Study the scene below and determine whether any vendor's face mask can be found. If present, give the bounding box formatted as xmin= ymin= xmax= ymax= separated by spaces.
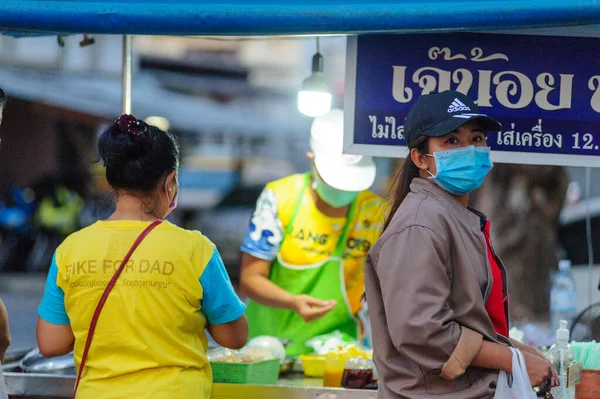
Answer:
xmin=313 ymin=174 xmax=359 ymax=208
xmin=427 ymin=145 xmax=493 ymax=195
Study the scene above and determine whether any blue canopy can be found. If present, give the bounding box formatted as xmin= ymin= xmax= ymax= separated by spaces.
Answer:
xmin=1 ymin=0 xmax=600 ymax=37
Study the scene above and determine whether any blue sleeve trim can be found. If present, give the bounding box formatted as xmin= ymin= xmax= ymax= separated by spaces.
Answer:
xmin=239 ymin=187 xmax=282 ymax=261
xmin=38 ymin=253 xmax=70 ymax=325
xmin=200 ymin=248 xmax=246 ymax=325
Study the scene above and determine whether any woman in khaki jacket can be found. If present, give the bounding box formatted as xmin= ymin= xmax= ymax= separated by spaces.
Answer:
xmin=365 ymin=90 xmax=558 ymax=399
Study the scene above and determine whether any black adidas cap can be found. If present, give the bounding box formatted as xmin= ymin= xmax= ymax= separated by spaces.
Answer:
xmin=404 ymin=90 xmax=502 ymax=146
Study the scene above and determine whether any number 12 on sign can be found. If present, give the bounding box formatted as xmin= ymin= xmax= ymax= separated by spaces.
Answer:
xmin=572 ymin=133 xmax=598 ymax=150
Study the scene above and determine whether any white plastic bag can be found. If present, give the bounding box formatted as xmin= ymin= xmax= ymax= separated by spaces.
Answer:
xmin=494 ymin=348 xmax=537 ymax=399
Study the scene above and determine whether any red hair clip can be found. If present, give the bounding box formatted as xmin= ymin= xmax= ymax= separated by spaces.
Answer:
xmin=117 ymin=114 xmax=142 ymax=136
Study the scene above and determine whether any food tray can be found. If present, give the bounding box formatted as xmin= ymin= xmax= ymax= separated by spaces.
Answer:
xmin=210 ymin=358 xmax=280 ymax=384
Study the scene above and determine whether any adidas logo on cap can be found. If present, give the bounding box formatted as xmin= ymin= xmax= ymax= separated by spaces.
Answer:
xmin=447 ymin=98 xmax=471 ymax=113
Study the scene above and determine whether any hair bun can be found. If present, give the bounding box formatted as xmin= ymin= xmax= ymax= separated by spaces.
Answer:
xmin=117 ymin=114 xmax=144 ymax=136
xmin=100 ymin=114 xmax=152 ymax=167
xmin=98 ymin=113 xmax=180 ymax=192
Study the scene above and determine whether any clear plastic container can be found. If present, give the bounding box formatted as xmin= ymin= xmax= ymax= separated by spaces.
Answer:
xmin=323 ymin=346 xmax=367 ymax=387
xmin=323 ymin=348 xmax=347 ymax=387
xmin=207 ymin=348 xmax=239 ymax=363
xmin=341 ymin=357 xmax=375 ymax=389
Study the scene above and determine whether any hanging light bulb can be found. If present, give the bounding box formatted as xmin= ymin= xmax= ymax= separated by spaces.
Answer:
xmin=298 ymin=37 xmax=332 ymax=117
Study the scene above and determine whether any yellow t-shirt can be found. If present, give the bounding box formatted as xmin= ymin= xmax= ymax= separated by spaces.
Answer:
xmin=241 ymin=173 xmax=386 ymax=314
xmin=38 ymin=220 xmax=245 ymax=399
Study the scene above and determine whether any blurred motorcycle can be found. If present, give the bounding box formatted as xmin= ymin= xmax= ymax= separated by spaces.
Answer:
xmin=0 ymin=187 xmax=36 ymax=272
xmin=25 ymin=185 xmax=83 ymax=272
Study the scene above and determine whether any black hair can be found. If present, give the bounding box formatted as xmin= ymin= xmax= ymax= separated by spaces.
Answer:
xmin=98 ymin=115 xmax=179 ymax=194
xmin=361 ymin=137 xmax=430 ymax=303
xmin=0 ymin=88 xmax=7 ymax=108
xmin=383 ymin=137 xmax=429 ymax=232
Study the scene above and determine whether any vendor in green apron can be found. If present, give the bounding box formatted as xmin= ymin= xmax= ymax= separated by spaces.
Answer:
xmin=240 ymin=109 xmax=385 ymax=356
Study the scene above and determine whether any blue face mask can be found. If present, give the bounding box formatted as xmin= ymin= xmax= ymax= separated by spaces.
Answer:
xmin=427 ymin=146 xmax=493 ymax=195
xmin=313 ymin=175 xmax=359 ymax=208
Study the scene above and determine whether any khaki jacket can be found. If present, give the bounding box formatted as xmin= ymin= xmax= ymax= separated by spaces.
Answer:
xmin=365 ymin=178 xmax=511 ymax=399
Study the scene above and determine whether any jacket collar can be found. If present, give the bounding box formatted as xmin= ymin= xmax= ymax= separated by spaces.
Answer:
xmin=409 ymin=178 xmax=486 ymax=234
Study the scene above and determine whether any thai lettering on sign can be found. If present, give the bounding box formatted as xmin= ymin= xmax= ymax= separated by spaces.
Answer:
xmin=344 ymin=31 xmax=600 ymax=166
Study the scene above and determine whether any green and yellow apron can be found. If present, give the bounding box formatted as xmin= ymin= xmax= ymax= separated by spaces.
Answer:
xmin=246 ymin=173 xmax=359 ymax=356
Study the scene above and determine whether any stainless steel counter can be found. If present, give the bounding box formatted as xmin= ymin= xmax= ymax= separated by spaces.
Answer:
xmin=3 ymin=372 xmax=377 ymax=399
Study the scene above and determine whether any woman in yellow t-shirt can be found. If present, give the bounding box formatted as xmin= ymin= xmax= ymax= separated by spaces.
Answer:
xmin=240 ymin=110 xmax=385 ymax=356
xmin=36 ymin=115 xmax=248 ymax=399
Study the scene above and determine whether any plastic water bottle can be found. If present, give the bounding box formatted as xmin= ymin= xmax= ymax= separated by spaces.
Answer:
xmin=548 ymin=320 xmax=575 ymax=399
xmin=550 ymin=260 xmax=577 ymax=332
xmin=358 ymin=301 xmax=372 ymax=350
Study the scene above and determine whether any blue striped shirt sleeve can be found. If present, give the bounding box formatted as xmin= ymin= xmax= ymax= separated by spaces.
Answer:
xmin=200 ymin=248 xmax=246 ymax=325
xmin=38 ymin=253 xmax=70 ymax=325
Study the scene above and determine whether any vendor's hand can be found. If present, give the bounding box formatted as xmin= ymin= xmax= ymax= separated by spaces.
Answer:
xmin=523 ymin=351 xmax=556 ymax=387
xmin=292 ymin=295 xmax=336 ymax=322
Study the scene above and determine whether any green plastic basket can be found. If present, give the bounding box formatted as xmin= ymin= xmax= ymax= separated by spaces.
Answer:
xmin=210 ymin=358 xmax=280 ymax=384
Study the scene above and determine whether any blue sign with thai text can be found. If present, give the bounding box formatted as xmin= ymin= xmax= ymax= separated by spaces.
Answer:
xmin=344 ymin=31 xmax=600 ymax=167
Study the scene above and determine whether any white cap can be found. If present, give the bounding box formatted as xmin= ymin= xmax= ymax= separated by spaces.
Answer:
xmin=557 ymin=320 xmax=569 ymax=341
xmin=559 ymin=260 xmax=571 ymax=271
xmin=310 ymin=109 xmax=376 ymax=192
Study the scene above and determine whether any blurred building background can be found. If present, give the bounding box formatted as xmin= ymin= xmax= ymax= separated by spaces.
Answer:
xmin=0 ymin=34 xmax=394 ymax=281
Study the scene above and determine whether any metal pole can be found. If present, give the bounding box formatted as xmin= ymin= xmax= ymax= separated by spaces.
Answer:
xmin=121 ymin=35 xmax=133 ymax=115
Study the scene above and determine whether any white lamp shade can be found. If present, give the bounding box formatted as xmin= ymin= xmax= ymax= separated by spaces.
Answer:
xmin=297 ymin=90 xmax=332 ymax=118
